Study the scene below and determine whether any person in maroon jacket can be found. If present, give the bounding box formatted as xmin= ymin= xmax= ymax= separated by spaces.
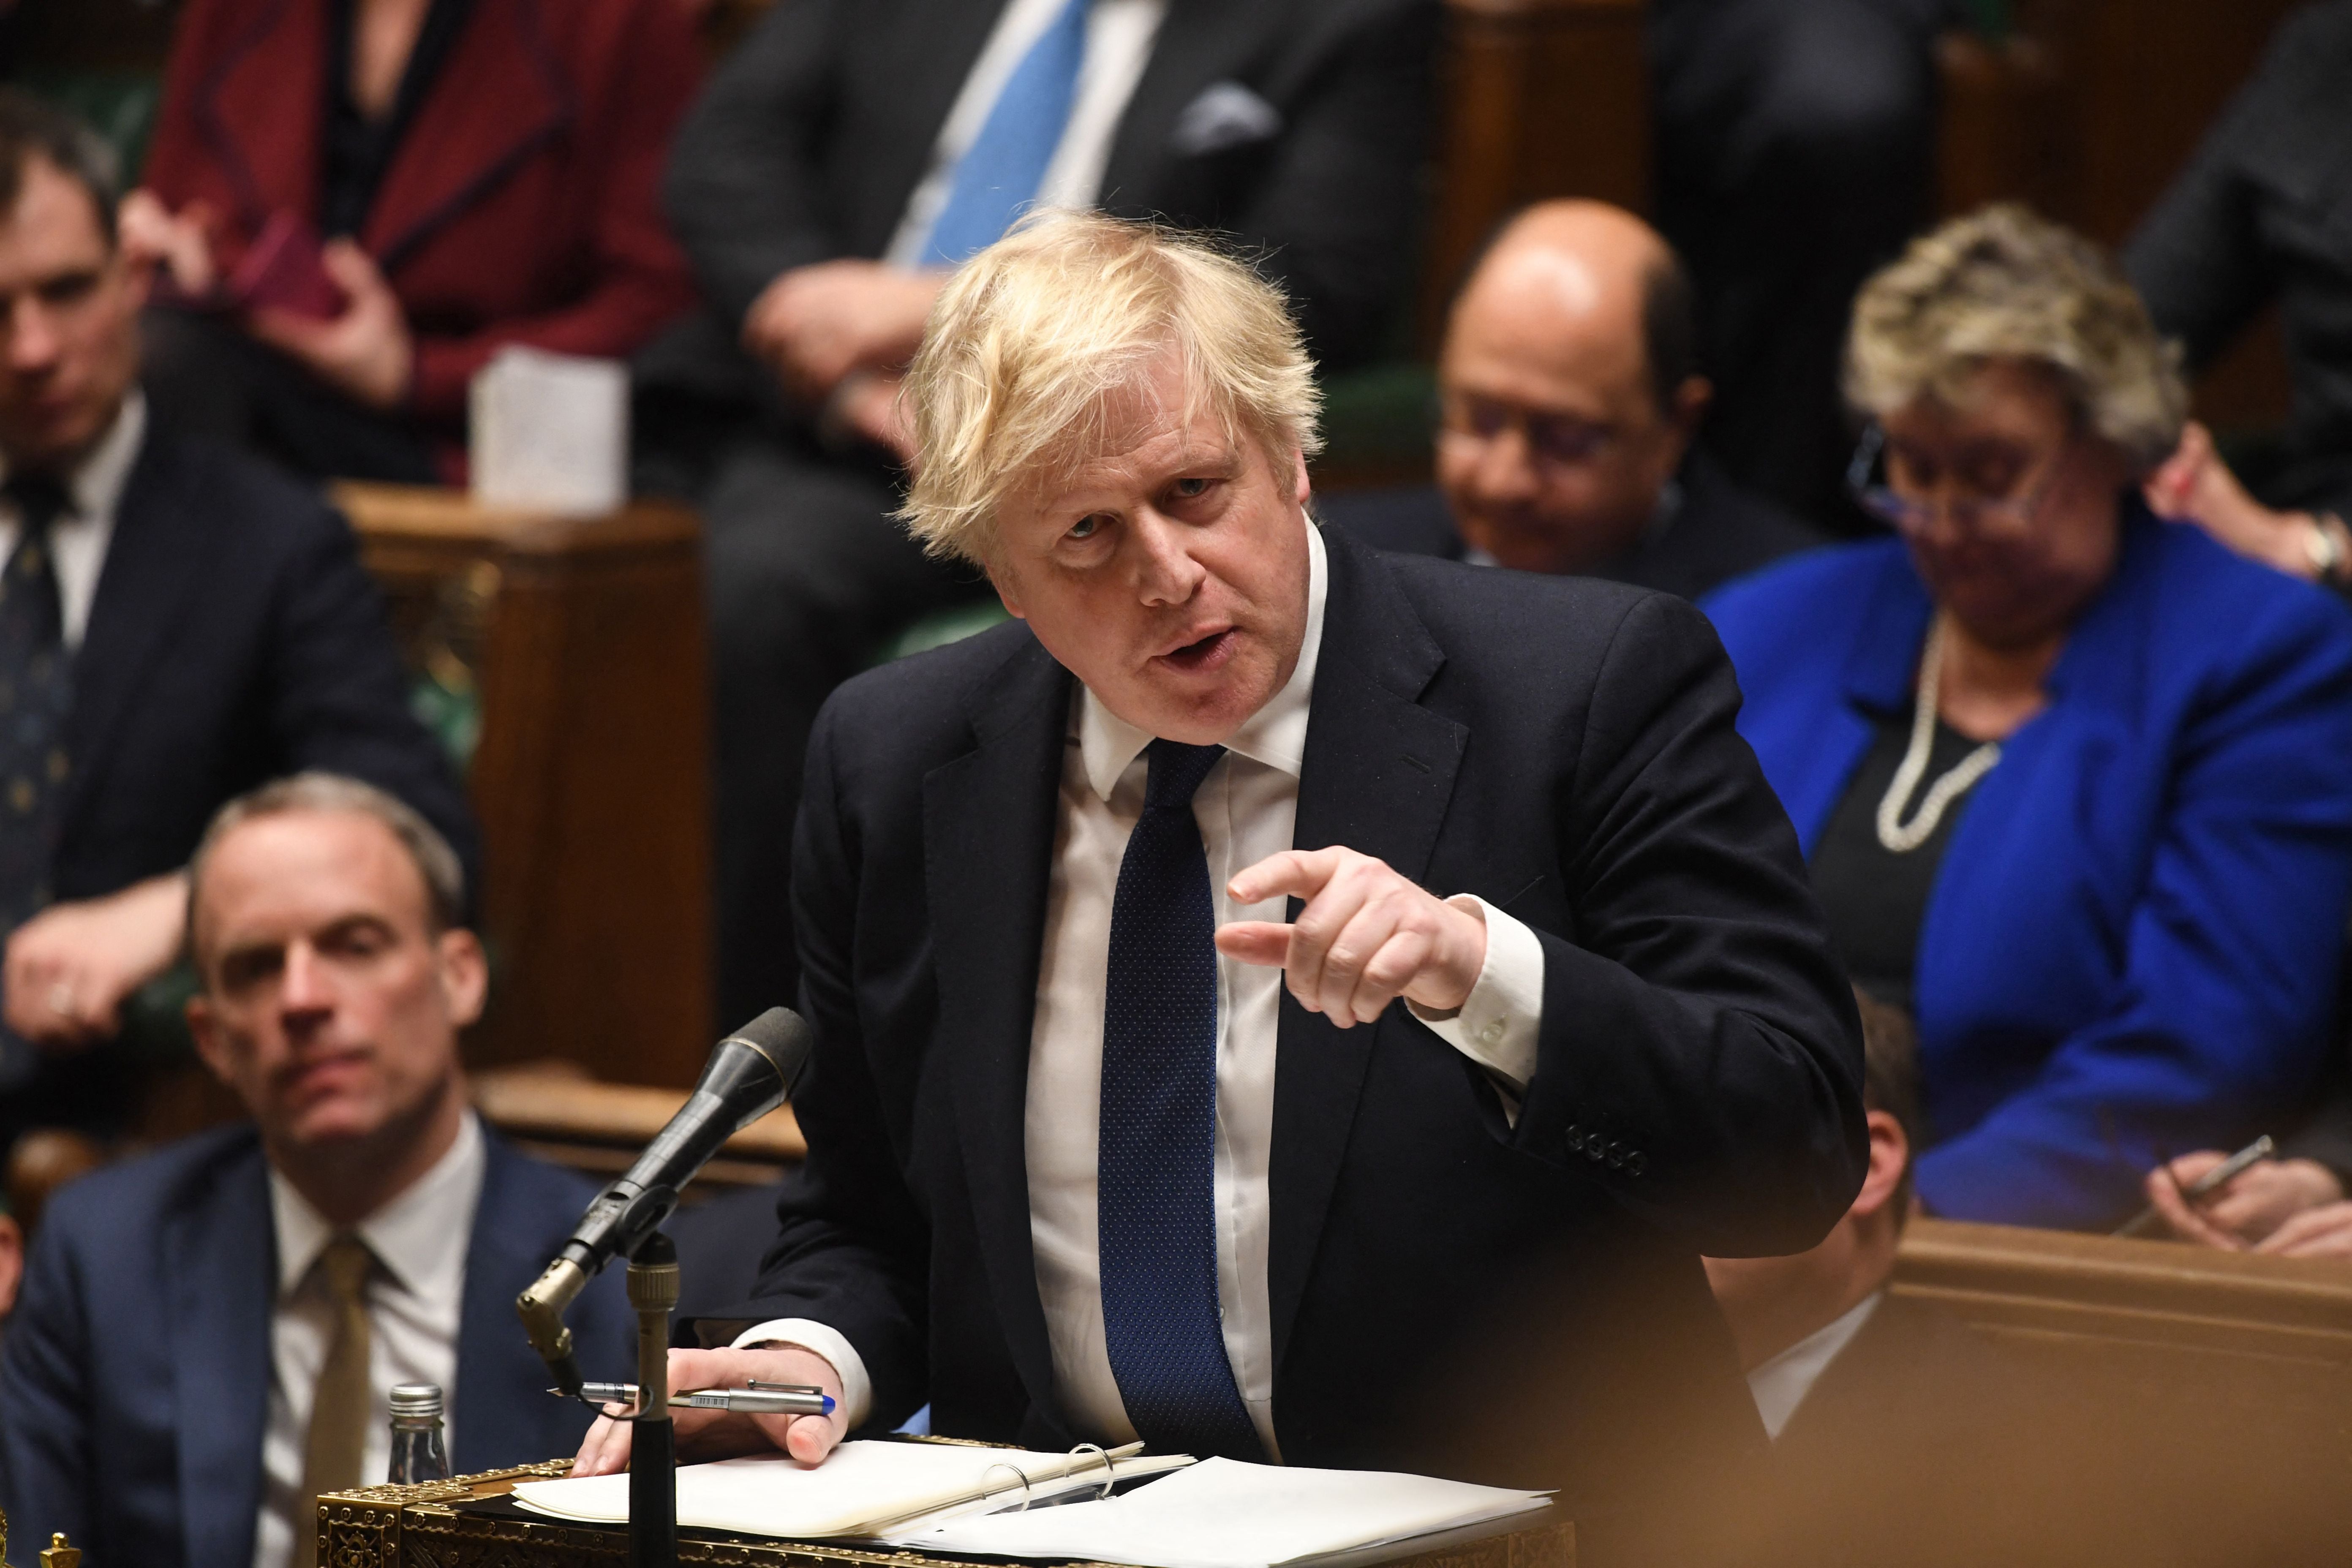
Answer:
xmin=121 ymin=0 xmax=702 ymax=483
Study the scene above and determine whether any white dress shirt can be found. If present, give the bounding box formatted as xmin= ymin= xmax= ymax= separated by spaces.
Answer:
xmin=884 ymin=0 xmax=1168 ymax=266
xmin=1743 ymin=1288 xmax=1883 ymax=1441
xmin=741 ymin=525 xmax=1551 ymax=1451
xmin=0 ymin=392 xmax=144 ymax=650
xmin=253 ymin=1112 xmax=486 ymax=1568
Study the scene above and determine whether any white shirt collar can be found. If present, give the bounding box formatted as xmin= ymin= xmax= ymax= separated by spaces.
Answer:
xmin=1745 ymin=1286 xmax=1884 ymax=1441
xmin=0 ymin=390 xmax=145 ymax=523
xmin=1077 ymin=520 xmax=1328 ymax=800
xmin=270 ymin=1108 xmax=487 ymax=1299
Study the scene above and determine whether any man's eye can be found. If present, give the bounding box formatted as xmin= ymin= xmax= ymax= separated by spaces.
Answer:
xmin=1069 ymin=514 xmax=1107 ymax=540
xmin=1171 ymin=478 xmax=1211 ymax=499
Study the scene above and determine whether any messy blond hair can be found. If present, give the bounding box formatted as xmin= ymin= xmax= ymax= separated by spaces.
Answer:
xmin=1846 ymin=204 xmax=2187 ymax=474
xmin=898 ymin=210 xmax=1323 ymax=567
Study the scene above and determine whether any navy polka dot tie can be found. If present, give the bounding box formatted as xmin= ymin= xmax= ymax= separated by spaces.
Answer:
xmin=1097 ymin=738 xmax=1264 ymax=1461
xmin=0 ymin=473 xmax=71 ymax=939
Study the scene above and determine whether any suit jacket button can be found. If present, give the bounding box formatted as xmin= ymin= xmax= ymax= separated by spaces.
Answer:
xmin=1606 ymin=1142 xmax=1627 ymax=1168
xmin=1628 ymin=1151 xmax=1648 ymax=1176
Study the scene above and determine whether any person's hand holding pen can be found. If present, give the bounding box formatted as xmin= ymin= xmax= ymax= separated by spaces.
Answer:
xmin=569 ymin=1345 xmax=847 ymax=1475
xmin=2145 ymin=1149 xmax=2346 ymax=1252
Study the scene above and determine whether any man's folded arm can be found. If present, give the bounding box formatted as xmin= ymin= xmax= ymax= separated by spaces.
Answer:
xmin=1506 ymin=592 xmax=1868 ymax=1255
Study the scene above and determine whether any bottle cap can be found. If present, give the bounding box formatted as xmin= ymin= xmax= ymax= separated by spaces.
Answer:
xmin=389 ymin=1383 xmax=444 ymax=1419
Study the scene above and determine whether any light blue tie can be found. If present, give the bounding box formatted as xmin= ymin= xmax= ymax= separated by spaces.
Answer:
xmin=923 ymin=0 xmax=1091 ymax=266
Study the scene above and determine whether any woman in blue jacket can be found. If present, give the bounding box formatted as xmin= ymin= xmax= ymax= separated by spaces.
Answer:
xmin=1706 ymin=207 xmax=2352 ymax=1230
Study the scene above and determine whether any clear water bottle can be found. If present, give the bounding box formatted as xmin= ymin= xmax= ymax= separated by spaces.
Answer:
xmin=387 ymin=1383 xmax=451 ymax=1485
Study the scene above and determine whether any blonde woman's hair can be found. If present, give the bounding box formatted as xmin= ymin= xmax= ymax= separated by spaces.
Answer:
xmin=1846 ymin=204 xmax=2187 ymax=475
xmin=897 ymin=210 xmax=1323 ymax=567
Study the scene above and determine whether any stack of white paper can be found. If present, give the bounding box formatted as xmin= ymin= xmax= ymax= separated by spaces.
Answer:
xmin=889 ymin=1457 xmax=1551 ymax=1568
xmin=469 ymin=346 xmax=629 ymax=515
xmin=511 ymin=1440 xmax=1187 ymax=1537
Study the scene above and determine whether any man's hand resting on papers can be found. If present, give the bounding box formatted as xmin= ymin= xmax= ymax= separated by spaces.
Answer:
xmin=570 ymin=1345 xmax=847 ymax=1475
xmin=1214 ymin=848 xmax=1488 ymax=1026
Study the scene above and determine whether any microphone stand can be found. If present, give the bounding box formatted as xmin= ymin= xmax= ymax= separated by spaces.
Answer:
xmin=626 ymin=1232 xmax=681 ymax=1568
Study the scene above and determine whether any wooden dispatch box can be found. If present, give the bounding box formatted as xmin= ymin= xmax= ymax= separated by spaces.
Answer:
xmin=336 ymin=484 xmax=714 ymax=1089
xmin=316 ymin=1462 xmax=1575 ymax=1568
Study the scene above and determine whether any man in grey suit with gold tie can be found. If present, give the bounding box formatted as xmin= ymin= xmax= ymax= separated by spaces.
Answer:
xmin=586 ymin=212 xmax=1867 ymax=1564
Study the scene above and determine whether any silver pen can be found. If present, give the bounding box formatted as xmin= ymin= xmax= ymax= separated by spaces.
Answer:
xmin=561 ymin=1380 xmax=836 ymax=1416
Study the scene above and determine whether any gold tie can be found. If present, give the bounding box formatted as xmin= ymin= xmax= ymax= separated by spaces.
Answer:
xmin=298 ymin=1235 xmax=375 ymax=1568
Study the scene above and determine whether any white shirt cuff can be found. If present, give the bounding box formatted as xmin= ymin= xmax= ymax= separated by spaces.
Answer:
xmin=731 ymin=1317 xmax=874 ymax=1430
xmin=1409 ymin=895 xmax=1545 ymax=1094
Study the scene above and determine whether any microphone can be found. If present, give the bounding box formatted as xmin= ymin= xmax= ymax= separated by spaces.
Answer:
xmin=517 ymin=1007 xmax=816 ymax=1395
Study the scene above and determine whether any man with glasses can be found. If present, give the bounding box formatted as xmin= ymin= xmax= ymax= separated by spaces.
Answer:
xmin=1321 ymin=201 xmax=1823 ymax=599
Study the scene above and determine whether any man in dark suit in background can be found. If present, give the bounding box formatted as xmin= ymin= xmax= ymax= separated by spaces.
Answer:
xmin=648 ymin=0 xmax=1440 ymax=1029
xmin=580 ymin=213 xmax=1866 ymax=1565
xmin=0 ymin=94 xmax=472 ymax=1149
xmin=1647 ymin=0 xmax=1953 ymax=524
xmin=1321 ymin=201 xmax=1823 ymax=599
xmin=2125 ymin=1 xmax=2352 ymax=593
xmin=0 ymin=773 xmax=632 ymax=1568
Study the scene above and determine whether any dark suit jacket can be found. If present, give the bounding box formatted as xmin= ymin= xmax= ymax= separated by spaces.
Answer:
xmin=54 ymin=420 xmax=474 ymax=907
xmin=0 ymin=1124 xmax=634 ymax=1568
xmin=1315 ymin=450 xmax=1828 ymax=599
xmin=2126 ymin=2 xmax=2352 ymax=519
xmin=741 ymin=526 xmax=1865 ymax=1531
xmin=1734 ymin=1292 xmax=2067 ymax=1567
xmin=662 ymin=0 xmax=1436 ymax=375
xmin=142 ymin=0 xmax=702 ymax=423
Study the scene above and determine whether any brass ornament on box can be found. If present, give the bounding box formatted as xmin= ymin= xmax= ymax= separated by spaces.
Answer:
xmin=0 ymin=1514 xmax=82 ymax=1568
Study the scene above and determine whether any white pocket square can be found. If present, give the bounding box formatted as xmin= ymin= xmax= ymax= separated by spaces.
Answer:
xmin=1171 ymin=80 xmax=1284 ymax=156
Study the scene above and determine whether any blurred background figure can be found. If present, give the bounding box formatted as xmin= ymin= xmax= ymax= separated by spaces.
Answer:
xmin=122 ymin=0 xmax=702 ymax=483
xmin=0 ymin=1199 xmax=18 ymax=1328
xmin=648 ymin=0 xmax=1439 ymax=1028
xmin=2126 ymin=0 xmax=2352 ymax=591
xmin=1320 ymin=199 xmax=1824 ymax=598
xmin=0 ymin=91 xmax=471 ymax=1157
xmin=1647 ymin=0 xmax=1957 ymax=525
xmin=0 ymin=774 xmax=629 ymax=1568
xmin=1706 ymin=206 xmax=2352 ymax=1230
xmin=1703 ymin=988 xmax=2071 ymax=1565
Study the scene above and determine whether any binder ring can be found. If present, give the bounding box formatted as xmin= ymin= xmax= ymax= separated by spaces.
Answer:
xmin=1068 ymin=1443 xmax=1115 ymax=1500
xmin=980 ymin=1462 xmax=1033 ymax=1513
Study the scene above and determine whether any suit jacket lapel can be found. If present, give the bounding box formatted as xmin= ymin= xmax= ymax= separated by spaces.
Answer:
xmin=62 ymin=430 xmax=215 ymax=847
xmin=186 ymin=0 xmax=322 ymax=230
xmin=452 ymin=1133 xmax=564 ymax=1471
xmin=1269 ymin=529 xmax=1465 ymax=1371
xmin=166 ymin=1136 xmax=275 ymax=1568
xmin=365 ymin=0 xmax=569 ymax=273
xmin=1102 ymin=0 xmax=1265 ymax=203
xmin=923 ymin=638 xmax=1072 ymax=1429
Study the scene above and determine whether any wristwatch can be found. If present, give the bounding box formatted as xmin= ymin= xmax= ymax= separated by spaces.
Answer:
xmin=2303 ymin=511 xmax=2352 ymax=585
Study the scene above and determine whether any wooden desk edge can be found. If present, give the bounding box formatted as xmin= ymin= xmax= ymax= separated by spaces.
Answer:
xmin=317 ymin=1465 xmax=1574 ymax=1568
xmin=332 ymin=482 xmax=700 ymax=555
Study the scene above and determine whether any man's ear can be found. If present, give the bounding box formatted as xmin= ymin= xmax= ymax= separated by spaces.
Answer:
xmin=1850 ymin=1108 xmax=1911 ymax=1220
xmin=1670 ymin=375 xmax=1712 ymax=441
xmin=185 ymin=990 xmax=234 ymax=1087
xmin=1290 ymin=444 xmax=1311 ymax=510
xmin=436 ymin=928 xmax=490 ymax=1030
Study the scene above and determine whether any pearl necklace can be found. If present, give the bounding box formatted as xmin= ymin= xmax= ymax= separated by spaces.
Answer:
xmin=1876 ymin=616 xmax=2002 ymax=854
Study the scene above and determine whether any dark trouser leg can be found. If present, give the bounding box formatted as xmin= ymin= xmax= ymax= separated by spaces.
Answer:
xmin=705 ymin=430 xmax=987 ymax=1027
xmin=1650 ymin=0 xmax=1946 ymax=526
xmin=140 ymin=305 xmax=440 ymax=484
